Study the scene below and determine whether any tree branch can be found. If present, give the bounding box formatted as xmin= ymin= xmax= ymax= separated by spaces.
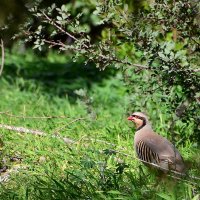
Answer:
xmin=0 ymin=39 xmax=5 ymax=76
xmin=41 ymin=12 xmax=152 ymax=72
xmin=41 ymin=11 xmax=89 ymax=48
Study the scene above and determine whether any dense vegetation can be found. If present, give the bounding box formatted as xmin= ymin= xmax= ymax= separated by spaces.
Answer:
xmin=0 ymin=0 xmax=199 ymax=199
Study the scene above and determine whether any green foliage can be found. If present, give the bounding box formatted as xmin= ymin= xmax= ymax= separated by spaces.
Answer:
xmin=0 ymin=0 xmax=69 ymax=43
xmin=0 ymin=0 xmax=200 ymax=199
xmin=18 ymin=0 xmax=200 ymax=144
xmin=0 ymin=51 xmax=199 ymax=199
xmin=3 ymin=48 xmax=116 ymax=99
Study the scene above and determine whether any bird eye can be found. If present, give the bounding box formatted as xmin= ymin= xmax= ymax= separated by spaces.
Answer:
xmin=132 ymin=115 xmax=141 ymax=119
xmin=132 ymin=115 xmax=138 ymax=118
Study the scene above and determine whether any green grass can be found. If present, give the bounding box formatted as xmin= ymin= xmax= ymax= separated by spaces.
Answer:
xmin=0 ymin=50 xmax=199 ymax=199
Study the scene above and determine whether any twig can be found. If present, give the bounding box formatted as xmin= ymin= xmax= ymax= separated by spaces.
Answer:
xmin=0 ymin=122 xmax=199 ymax=183
xmin=74 ymin=137 xmax=200 ymax=182
xmin=46 ymin=38 xmax=200 ymax=73
xmin=0 ymin=111 xmax=69 ymax=119
xmin=0 ymin=124 xmax=46 ymax=136
xmin=42 ymin=11 xmax=85 ymax=47
xmin=107 ymin=148 xmax=200 ymax=184
xmin=80 ymin=137 xmax=127 ymax=152
xmin=0 ymin=123 xmax=75 ymax=144
xmin=43 ymin=39 xmax=66 ymax=48
xmin=41 ymin=12 xmax=152 ymax=72
xmin=99 ymin=55 xmax=151 ymax=70
xmin=0 ymin=38 xmax=5 ymax=76
xmin=87 ymin=138 xmax=117 ymax=147
xmin=53 ymin=117 xmax=87 ymax=133
xmin=44 ymin=38 xmax=151 ymax=71
xmin=34 ymin=10 xmax=200 ymax=75
xmin=191 ymin=37 xmax=200 ymax=46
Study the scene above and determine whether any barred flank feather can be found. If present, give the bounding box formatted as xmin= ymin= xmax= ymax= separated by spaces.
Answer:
xmin=136 ymin=140 xmax=160 ymax=164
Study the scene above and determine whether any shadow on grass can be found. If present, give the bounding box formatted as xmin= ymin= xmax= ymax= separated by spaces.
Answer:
xmin=4 ymin=59 xmax=116 ymax=101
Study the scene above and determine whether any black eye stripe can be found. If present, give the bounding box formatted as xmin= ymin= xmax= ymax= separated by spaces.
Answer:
xmin=131 ymin=115 xmax=144 ymax=120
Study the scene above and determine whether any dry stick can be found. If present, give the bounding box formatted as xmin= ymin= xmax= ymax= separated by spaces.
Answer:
xmin=79 ymin=136 xmax=200 ymax=184
xmin=76 ymin=138 xmax=200 ymax=183
xmin=53 ymin=117 xmax=87 ymax=144
xmin=53 ymin=118 xmax=86 ymax=133
xmin=0 ymin=124 xmax=46 ymax=136
xmin=80 ymin=137 xmax=127 ymax=152
xmin=0 ymin=123 xmax=76 ymax=144
xmin=0 ymin=116 xmax=86 ymax=144
xmin=109 ymin=149 xmax=200 ymax=185
xmin=0 ymin=111 xmax=85 ymax=142
xmin=0 ymin=123 xmax=199 ymax=183
xmin=0 ymin=111 xmax=69 ymax=119
xmin=0 ymin=39 xmax=5 ymax=76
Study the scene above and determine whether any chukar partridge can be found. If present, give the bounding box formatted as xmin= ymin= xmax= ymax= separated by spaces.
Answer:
xmin=127 ymin=112 xmax=185 ymax=173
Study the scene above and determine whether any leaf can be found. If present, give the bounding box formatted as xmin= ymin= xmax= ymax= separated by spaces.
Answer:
xmin=158 ymin=52 xmax=169 ymax=61
xmin=61 ymin=5 xmax=66 ymax=11
xmin=156 ymin=193 xmax=173 ymax=200
xmin=56 ymin=16 xmax=62 ymax=21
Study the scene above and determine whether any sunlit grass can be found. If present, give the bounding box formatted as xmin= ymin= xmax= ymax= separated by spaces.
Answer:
xmin=0 ymin=52 xmax=199 ymax=199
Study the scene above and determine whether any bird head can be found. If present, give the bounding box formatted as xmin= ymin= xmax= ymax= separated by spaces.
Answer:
xmin=127 ymin=112 xmax=148 ymax=130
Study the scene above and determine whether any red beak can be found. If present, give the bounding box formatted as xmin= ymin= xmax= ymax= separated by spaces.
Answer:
xmin=127 ymin=116 xmax=134 ymax=121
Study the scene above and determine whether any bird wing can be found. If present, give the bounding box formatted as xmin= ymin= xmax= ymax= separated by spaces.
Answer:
xmin=136 ymin=133 xmax=185 ymax=172
xmin=136 ymin=139 xmax=178 ymax=172
xmin=141 ymin=132 xmax=180 ymax=159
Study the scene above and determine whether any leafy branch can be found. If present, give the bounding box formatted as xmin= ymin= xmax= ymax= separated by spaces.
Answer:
xmin=20 ymin=1 xmax=200 ymax=143
xmin=24 ymin=5 xmax=151 ymax=71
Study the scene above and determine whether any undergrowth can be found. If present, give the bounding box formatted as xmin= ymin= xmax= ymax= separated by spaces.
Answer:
xmin=0 ymin=51 xmax=199 ymax=199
